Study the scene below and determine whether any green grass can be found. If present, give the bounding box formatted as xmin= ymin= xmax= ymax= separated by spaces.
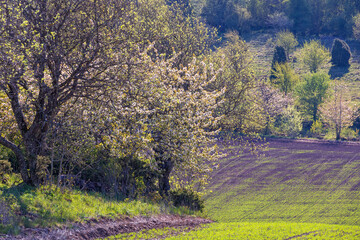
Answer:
xmin=107 ymin=222 xmax=360 ymax=239
xmin=0 ymin=175 xmax=172 ymax=234
xmin=103 ymin=226 xmax=191 ymax=240
xmin=167 ymin=222 xmax=360 ymax=239
xmin=142 ymin=140 xmax=360 ymax=239
xmin=109 ymin=140 xmax=360 ymax=239
xmin=205 ymin=148 xmax=360 ymax=225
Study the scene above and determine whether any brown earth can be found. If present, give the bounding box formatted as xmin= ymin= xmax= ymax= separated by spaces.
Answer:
xmin=1 ymin=215 xmax=212 ymax=240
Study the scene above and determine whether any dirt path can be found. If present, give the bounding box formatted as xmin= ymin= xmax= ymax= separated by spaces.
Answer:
xmin=1 ymin=215 xmax=212 ymax=240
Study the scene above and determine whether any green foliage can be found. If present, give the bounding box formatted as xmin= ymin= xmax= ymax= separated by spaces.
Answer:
xmin=310 ymin=120 xmax=325 ymax=138
xmin=0 ymin=160 xmax=12 ymax=175
xmin=353 ymin=13 xmax=360 ymax=40
xmin=207 ymin=31 xmax=261 ymax=132
xmin=297 ymin=40 xmax=331 ymax=73
xmin=273 ymin=105 xmax=302 ymax=137
xmin=271 ymin=46 xmax=287 ymax=66
xmin=270 ymin=46 xmax=287 ymax=80
xmin=169 ymin=188 xmax=204 ymax=212
xmin=296 ymin=72 xmax=330 ymax=121
xmin=275 ymin=31 xmax=298 ymax=58
xmin=342 ymin=128 xmax=359 ymax=140
xmin=0 ymin=160 xmax=12 ymax=184
xmin=198 ymin=0 xmax=360 ymax=36
xmin=331 ymin=38 xmax=351 ymax=67
xmin=289 ymin=0 xmax=311 ymax=34
xmin=271 ymin=63 xmax=299 ymax=95
xmin=0 ymin=0 xmax=222 ymax=193
xmin=201 ymin=0 xmax=251 ymax=32
xmin=135 ymin=0 xmax=218 ymax=68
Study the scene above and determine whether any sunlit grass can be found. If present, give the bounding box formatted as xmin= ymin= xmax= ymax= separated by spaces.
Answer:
xmin=205 ymin=146 xmax=360 ymax=225
xmin=0 ymin=183 xmax=162 ymax=230
xmin=167 ymin=222 xmax=360 ymax=239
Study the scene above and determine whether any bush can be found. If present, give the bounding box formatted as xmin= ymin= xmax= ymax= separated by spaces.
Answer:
xmin=169 ymin=188 xmax=204 ymax=212
xmin=273 ymin=105 xmax=303 ymax=137
xmin=310 ymin=120 xmax=325 ymax=138
xmin=271 ymin=63 xmax=299 ymax=95
xmin=0 ymin=160 xmax=12 ymax=184
xmin=276 ymin=31 xmax=298 ymax=58
xmin=297 ymin=40 xmax=330 ymax=73
xmin=331 ymin=38 xmax=351 ymax=67
xmin=342 ymin=128 xmax=359 ymax=140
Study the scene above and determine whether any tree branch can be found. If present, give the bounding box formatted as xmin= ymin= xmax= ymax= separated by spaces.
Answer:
xmin=0 ymin=134 xmax=22 ymax=157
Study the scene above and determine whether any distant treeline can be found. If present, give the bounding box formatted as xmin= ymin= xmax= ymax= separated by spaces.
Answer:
xmin=196 ymin=0 xmax=360 ymax=36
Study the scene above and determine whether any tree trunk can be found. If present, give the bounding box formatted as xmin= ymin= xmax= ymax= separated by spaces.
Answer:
xmin=336 ymin=125 xmax=341 ymax=141
xmin=23 ymin=124 xmax=49 ymax=186
xmin=158 ymin=159 xmax=174 ymax=197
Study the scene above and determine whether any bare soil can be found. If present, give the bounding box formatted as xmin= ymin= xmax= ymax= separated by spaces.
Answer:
xmin=1 ymin=215 xmax=212 ymax=240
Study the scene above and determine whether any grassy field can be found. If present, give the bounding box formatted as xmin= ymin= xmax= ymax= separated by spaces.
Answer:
xmin=108 ymin=139 xmax=360 ymax=239
xmin=206 ymin=139 xmax=360 ymax=224
xmin=106 ymin=222 xmax=360 ymax=239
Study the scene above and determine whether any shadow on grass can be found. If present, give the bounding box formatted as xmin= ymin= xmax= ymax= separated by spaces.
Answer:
xmin=0 ymin=183 xmax=34 ymax=217
xmin=328 ymin=65 xmax=350 ymax=79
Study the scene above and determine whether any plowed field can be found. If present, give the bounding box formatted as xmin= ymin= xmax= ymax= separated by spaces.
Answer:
xmin=206 ymin=138 xmax=360 ymax=225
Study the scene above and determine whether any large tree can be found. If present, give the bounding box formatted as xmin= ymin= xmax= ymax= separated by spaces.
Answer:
xmin=0 ymin=0 xmax=128 ymax=185
xmin=207 ymin=31 xmax=261 ymax=132
xmin=296 ymin=72 xmax=330 ymax=121
xmin=95 ymin=47 xmax=223 ymax=196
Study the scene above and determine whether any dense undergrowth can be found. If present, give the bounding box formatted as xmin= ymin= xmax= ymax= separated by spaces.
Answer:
xmin=0 ymin=174 xmax=202 ymax=235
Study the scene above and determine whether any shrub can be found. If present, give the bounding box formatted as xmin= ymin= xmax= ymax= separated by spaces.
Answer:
xmin=310 ymin=120 xmax=325 ymax=138
xmin=297 ymin=40 xmax=330 ymax=73
xmin=331 ymin=38 xmax=351 ymax=67
xmin=276 ymin=31 xmax=298 ymax=58
xmin=342 ymin=128 xmax=359 ymax=140
xmin=273 ymin=105 xmax=303 ymax=137
xmin=271 ymin=63 xmax=299 ymax=95
xmin=169 ymin=188 xmax=204 ymax=212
